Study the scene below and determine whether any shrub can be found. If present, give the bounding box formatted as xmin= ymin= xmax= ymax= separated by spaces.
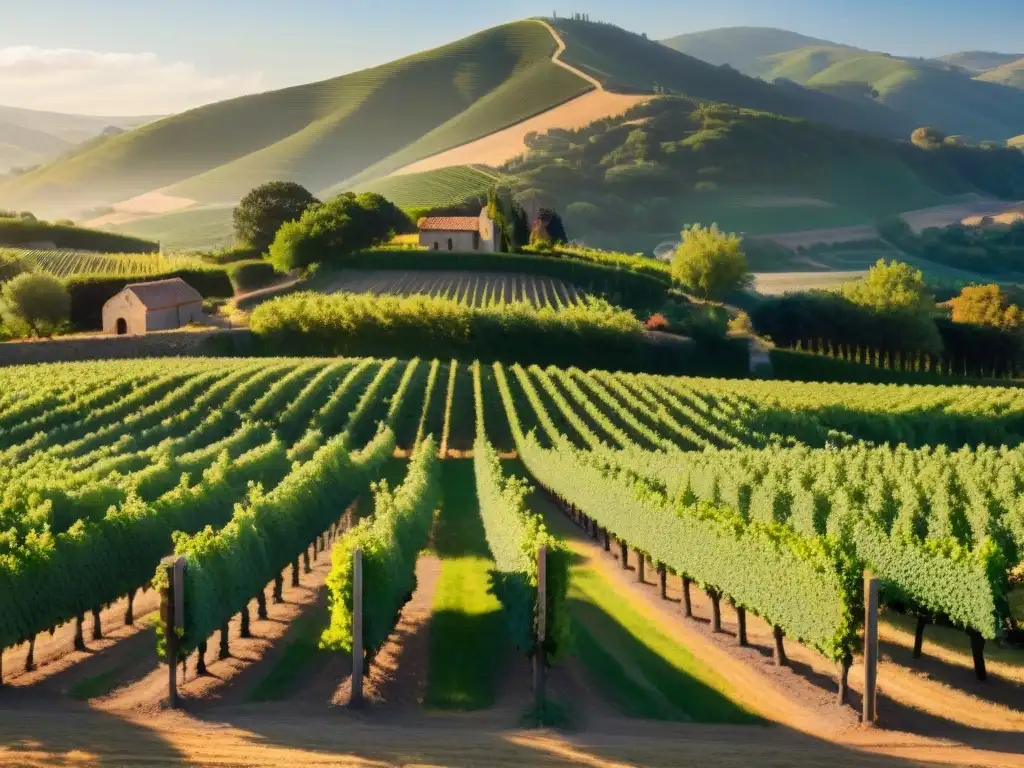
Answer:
xmin=233 ymin=181 xmax=320 ymax=253
xmin=226 ymin=260 xmax=279 ymax=293
xmin=250 ymin=292 xmax=694 ymax=372
xmin=66 ymin=267 xmax=233 ymax=330
xmin=1 ymin=272 xmax=70 ymax=337
xmin=198 ymin=245 xmax=264 ymax=264
xmin=645 ymin=312 xmax=670 ymax=331
xmin=0 ymin=218 xmax=157 ymax=253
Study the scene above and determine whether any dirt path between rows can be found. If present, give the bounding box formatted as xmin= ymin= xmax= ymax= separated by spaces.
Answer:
xmin=0 ymin=586 xmax=160 ymax=692
xmin=540 ymin=497 xmax=1024 ymax=768
xmin=332 ymin=554 xmax=441 ymax=711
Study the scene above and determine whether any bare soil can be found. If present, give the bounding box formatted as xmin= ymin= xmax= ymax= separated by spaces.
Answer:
xmin=0 ymin=586 xmax=160 ymax=691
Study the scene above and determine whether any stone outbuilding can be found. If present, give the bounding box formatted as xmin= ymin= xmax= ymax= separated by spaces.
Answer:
xmin=417 ymin=209 xmax=497 ymax=252
xmin=102 ymin=278 xmax=205 ymax=335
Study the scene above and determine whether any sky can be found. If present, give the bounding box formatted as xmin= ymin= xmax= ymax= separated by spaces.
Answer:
xmin=2 ymin=0 xmax=1023 ymax=115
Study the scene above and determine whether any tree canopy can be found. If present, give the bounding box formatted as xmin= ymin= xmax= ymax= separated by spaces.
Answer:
xmin=1 ymin=273 xmax=70 ymax=337
xmin=233 ymin=181 xmax=320 ymax=253
xmin=947 ymin=284 xmax=1024 ymax=330
xmin=671 ymin=224 xmax=751 ymax=300
xmin=267 ymin=192 xmax=401 ymax=271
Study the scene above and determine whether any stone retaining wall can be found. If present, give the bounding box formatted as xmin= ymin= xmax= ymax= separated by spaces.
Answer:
xmin=0 ymin=328 xmax=255 ymax=367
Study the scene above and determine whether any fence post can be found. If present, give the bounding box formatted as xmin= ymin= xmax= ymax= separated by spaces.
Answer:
xmin=863 ymin=570 xmax=879 ymax=727
xmin=160 ymin=556 xmax=185 ymax=709
xmin=351 ymin=548 xmax=364 ymax=707
xmin=534 ymin=545 xmax=547 ymax=719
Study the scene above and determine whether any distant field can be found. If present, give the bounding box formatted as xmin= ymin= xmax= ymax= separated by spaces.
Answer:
xmin=353 ymin=167 xmax=499 ymax=208
xmin=753 ymin=270 xmax=863 ymax=295
xmin=107 ymin=206 xmax=235 ymax=252
xmin=0 ymin=247 xmax=198 ymax=280
xmin=321 ymin=269 xmax=587 ymax=309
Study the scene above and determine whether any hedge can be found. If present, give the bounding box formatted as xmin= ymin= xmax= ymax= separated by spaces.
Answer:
xmin=328 ymin=248 xmax=670 ymax=314
xmin=66 ymin=267 xmax=233 ymax=330
xmin=248 ymin=291 xmax=726 ymax=375
xmin=0 ymin=219 xmax=158 ymax=253
xmin=226 ymin=260 xmax=279 ymax=293
xmin=769 ymin=349 xmax=1024 ymax=388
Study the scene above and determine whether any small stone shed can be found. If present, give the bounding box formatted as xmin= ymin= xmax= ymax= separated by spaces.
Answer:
xmin=417 ymin=209 xmax=497 ymax=252
xmin=102 ymin=278 xmax=204 ymax=335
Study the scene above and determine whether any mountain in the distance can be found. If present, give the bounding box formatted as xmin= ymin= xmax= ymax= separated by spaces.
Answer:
xmin=661 ymin=27 xmax=1024 ymax=141
xmin=660 ymin=27 xmax=854 ymax=74
xmin=0 ymin=105 xmax=156 ymax=175
xmin=937 ymin=51 xmax=1022 ymax=74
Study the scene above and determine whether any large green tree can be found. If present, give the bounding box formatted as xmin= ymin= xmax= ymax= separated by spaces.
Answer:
xmin=671 ymin=224 xmax=751 ymax=301
xmin=233 ymin=182 xmax=320 ymax=253
xmin=267 ymin=193 xmax=399 ymax=271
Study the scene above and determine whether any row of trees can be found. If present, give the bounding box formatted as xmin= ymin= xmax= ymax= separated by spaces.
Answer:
xmin=751 ymin=259 xmax=1024 ymax=376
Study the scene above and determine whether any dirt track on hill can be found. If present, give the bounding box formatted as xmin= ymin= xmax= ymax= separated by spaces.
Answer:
xmin=389 ymin=19 xmax=648 ymax=177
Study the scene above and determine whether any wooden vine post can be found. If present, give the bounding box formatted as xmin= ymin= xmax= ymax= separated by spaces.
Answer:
xmin=863 ymin=570 xmax=879 ymax=727
xmin=159 ymin=556 xmax=185 ymax=709
xmin=534 ymin=545 xmax=547 ymax=717
xmin=350 ymin=548 xmax=364 ymax=708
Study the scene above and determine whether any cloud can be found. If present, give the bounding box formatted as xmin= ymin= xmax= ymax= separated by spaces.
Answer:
xmin=0 ymin=46 xmax=266 ymax=115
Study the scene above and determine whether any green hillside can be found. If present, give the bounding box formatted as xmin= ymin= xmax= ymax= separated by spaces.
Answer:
xmin=502 ymin=97 xmax=1024 ymax=250
xmin=0 ymin=21 xmax=588 ymax=218
xmin=0 ymin=106 xmax=153 ymax=175
xmin=546 ymin=19 xmax=911 ymax=139
xmin=937 ymin=51 xmax=1022 ymax=74
xmin=107 ymin=206 xmax=235 ymax=251
xmin=978 ymin=57 xmax=1024 ymax=89
xmin=352 ymin=166 xmax=498 ymax=209
xmin=660 ymin=27 xmax=850 ymax=73
xmin=657 ymin=27 xmax=1024 ymax=141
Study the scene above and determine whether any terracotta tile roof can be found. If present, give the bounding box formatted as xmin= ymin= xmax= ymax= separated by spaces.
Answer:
xmin=126 ymin=278 xmax=203 ymax=311
xmin=417 ymin=216 xmax=480 ymax=233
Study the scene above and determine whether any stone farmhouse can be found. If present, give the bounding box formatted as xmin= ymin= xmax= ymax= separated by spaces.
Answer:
xmin=417 ymin=209 xmax=497 ymax=252
xmin=102 ymin=278 xmax=204 ymax=335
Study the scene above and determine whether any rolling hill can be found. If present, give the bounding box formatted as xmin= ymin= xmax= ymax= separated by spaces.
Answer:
xmin=546 ymin=19 xmax=913 ymax=139
xmin=502 ymin=96 xmax=1024 ymax=251
xmin=660 ymin=27 xmax=1024 ymax=141
xmin=937 ymin=51 xmax=1023 ymax=74
xmin=0 ymin=21 xmax=590 ymax=219
xmin=660 ymin=27 xmax=853 ymax=73
xmin=977 ymin=57 xmax=1024 ymax=89
xmin=0 ymin=106 xmax=154 ymax=175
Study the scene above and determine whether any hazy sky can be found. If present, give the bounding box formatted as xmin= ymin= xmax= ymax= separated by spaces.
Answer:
xmin=3 ymin=0 xmax=1022 ymax=115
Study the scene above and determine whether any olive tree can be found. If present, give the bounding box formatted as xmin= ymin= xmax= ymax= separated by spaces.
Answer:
xmin=1 ymin=273 xmax=70 ymax=337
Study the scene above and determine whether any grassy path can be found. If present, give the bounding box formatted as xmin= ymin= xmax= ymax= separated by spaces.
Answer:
xmin=516 ymin=464 xmax=760 ymax=724
xmin=423 ymin=460 xmax=507 ymax=709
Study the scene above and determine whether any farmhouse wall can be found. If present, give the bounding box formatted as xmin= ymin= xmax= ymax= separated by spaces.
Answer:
xmin=0 ymin=328 xmax=254 ymax=367
xmin=145 ymin=302 xmax=204 ymax=332
xmin=101 ymin=292 xmax=147 ymax=335
xmin=419 ymin=231 xmax=480 ymax=252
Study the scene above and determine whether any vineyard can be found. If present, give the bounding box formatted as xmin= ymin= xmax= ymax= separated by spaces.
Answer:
xmin=352 ymin=166 xmax=499 ymax=209
xmin=0 ymin=356 xmax=1022 ymax=764
xmin=0 ymin=247 xmax=200 ymax=280
xmin=322 ymin=270 xmax=587 ymax=309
